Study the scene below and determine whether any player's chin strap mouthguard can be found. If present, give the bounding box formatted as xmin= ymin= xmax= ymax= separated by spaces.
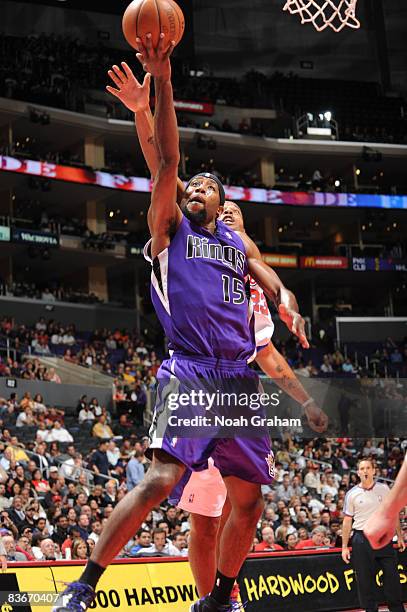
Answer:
xmin=186 ymin=173 xmax=226 ymax=206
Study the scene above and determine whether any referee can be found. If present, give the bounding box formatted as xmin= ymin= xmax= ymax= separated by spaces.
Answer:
xmin=342 ymin=457 xmax=406 ymax=612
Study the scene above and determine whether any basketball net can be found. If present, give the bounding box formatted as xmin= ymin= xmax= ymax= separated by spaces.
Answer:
xmin=283 ymin=0 xmax=360 ymax=32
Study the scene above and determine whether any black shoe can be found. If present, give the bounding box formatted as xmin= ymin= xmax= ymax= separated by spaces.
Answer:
xmin=52 ymin=581 xmax=95 ymax=611
xmin=190 ymin=595 xmax=234 ymax=611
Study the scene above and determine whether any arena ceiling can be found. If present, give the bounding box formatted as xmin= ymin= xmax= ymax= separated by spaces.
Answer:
xmin=4 ymin=0 xmax=407 ymax=92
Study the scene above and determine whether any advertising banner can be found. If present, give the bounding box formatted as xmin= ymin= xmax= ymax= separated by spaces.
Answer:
xmin=0 ymin=560 xmax=198 ymax=612
xmin=0 ymin=550 xmax=406 ymax=611
xmin=238 ymin=549 xmax=407 ymax=612
xmin=300 ymin=256 xmax=348 ymax=269
xmin=352 ymin=257 xmax=407 ymax=272
xmin=262 ymin=253 xmax=298 ymax=268
xmin=151 ymin=97 xmax=214 ymax=115
xmin=12 ymin=228 xmax=59 ymax=247
xmin=52 ymin=560 xmax=199 ymax=611
xmin=1 ymin=155 xmax=407 ymax=209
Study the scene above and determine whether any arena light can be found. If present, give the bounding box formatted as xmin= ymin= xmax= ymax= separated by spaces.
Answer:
xmin=324 ymin=111 xmax=332 ymax=122
xmin=355 ymin=168 xmax=361 ymax=175
xmin=334 ymin=179 xmax=340 ymax=187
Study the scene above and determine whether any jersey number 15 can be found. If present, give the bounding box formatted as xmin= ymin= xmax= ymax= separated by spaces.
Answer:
xmin=222 ymin=275 xmax=245 ymax=305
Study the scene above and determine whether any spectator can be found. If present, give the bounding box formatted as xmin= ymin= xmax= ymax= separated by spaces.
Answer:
xmin=320 ymin=355 xmax=333 ymax=374
xmin=16 ymin=534 xmax=34 ymax=561
xmin=127 ymin=528 xmax=152 ymax=555
xmin=46 ymin=368 xmax=62 ymax=384
xmin=254 ymin=527 xmax=284 ymax=552
xmin=2 ymin=534 xmax=26 ymax=561
xmin=295 ymin=526 xmax=328 ymax=549
xmin=72 ymin=538 xmax=88 ymax=560
xmin=92 ymin=415 xmax=114 ymax=439
xmin=0 ymin=535 xmax=6 ymax=569
xmin=77 ymin=514 xmax=90 ymax=541
xmin=31 ymin=469 xmax=50 ymax=495
xmin=88 ymin=440 xmax=110 ymax=485
xmin=46 ymin=421 xmax=73 ymax=443
xmin=78 ymin=404 xmax=95 ymax=425
xmin=16 ymin=407 xmax=36 ymax=428
xmin=7 ymin=496 xmax=25 ymax=529
xmin=126 ymin=452 xmax=145 ymax=491
xmin=140 ymin=528 xmax=180 ymax=556
xmin=276 ymin=474 xmax=294 ymax=504
xmin=172 ymin=533 xmax=188 ymax=557
xmin=88 ymin=519 xmax=103 ymax=545
xmin=52 ymin=514 xmax=69 ymax=547
xmin=285 ymin=532 xmax=299 ymax=550
xmin=40 ymin=537 xmax=58 ymax=560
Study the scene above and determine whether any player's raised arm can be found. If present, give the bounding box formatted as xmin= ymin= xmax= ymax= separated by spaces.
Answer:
xmin=106 ymin=61 xmax=185 ymax=203
xmin=135 ymin=34 xmax=183 ymax=257
xmin=238 ymin=231 xmax=309 ymax=348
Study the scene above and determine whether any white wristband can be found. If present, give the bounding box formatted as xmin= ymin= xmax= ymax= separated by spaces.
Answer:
xmin=302 ymin=397 xmax=314 ymax=409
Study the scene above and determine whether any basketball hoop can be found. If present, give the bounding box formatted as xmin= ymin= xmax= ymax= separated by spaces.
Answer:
xmin=283 ymin=0 xmax=360 ymax=32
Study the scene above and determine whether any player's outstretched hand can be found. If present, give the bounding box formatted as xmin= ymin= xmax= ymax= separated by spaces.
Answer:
xmin=278 ymin=304 xmax=310 ymax=349
xmin=364 ymin=510 xmax=398 ymax=550
xmin=304 ymin=400 xmax=328 ymax=433
xmin=106 ymin=63 xmax=151 ymax=114
xmin=135 ymin=33 xmax=175 ymax=80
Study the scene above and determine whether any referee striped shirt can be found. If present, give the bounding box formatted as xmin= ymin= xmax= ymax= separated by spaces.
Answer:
xmin=343 ymin=481 xmax=390 ymax=531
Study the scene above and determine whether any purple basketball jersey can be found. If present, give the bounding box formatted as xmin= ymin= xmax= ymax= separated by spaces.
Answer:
xmin=144 ymin=216 xmax=255 ymax=361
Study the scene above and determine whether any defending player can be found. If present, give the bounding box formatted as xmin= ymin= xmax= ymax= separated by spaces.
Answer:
xmin=53 ymin=38 xmax=308 ymax=612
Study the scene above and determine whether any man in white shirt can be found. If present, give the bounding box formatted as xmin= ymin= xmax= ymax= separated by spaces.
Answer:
xmin=321 ymin=474 xmax=338 ymax=499
xmin=172 ymin=533 xmax=188 ymax=557
xmin=141 ymin=528 xmax=180 ymax=557
xmin=78 ymin=406 xmax=95 ymax=425
xmin=342 ymin=457 xmax=405 ymax=612
xmin=46 ymin=421 xmax=73 ymax=443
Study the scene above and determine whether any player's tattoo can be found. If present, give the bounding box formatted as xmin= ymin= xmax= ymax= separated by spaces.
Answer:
xmin=147 ymin=136 xmax=155 ymax=145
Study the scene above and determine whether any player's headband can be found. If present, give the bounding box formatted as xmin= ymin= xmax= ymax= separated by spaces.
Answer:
xmin=186 ymin=173 xmax=225 ymax=206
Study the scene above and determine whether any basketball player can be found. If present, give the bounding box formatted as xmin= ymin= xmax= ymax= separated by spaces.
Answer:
xmin=172 ymin=201 xmax=328 ymax=599
xmin=106 ymin=61 xmax=328 ymax=603
xmin=364 ymin=453 xmax=407 ymax=550
xmin=53 ymin=40 xmax=312 ymax=611
xmin=54 ymin=34 xmax=306 ymax=612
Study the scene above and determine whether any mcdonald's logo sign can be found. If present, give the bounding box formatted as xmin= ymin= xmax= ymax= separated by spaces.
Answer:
xmin=300 ymin=256 xmax=348 ymax=269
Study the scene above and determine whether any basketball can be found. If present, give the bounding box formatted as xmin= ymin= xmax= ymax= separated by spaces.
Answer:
xmin=122 ymin=0 xmax=185 ymax=50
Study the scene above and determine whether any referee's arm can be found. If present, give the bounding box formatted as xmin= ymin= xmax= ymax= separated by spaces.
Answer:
xmin=342 ymin=515 xmax=353 ymax=563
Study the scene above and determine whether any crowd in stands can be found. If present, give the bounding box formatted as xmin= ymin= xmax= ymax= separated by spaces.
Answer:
xmin=10 ymin=197 xmax=131 ymax=248
xmin=0 ymin=33 xmax=406 ymax=145
xmin=0 ymin=317 xmax=161 ymax=400
xmin=4 ymin=283 xmax=102 ymax=305
xmin=0 ymin=386 xmax=405 ymax=563
xmin=273 ymin=333 xmax=407 ymax=381
xmin=0 ymin=315 xmax=405 ymax=390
